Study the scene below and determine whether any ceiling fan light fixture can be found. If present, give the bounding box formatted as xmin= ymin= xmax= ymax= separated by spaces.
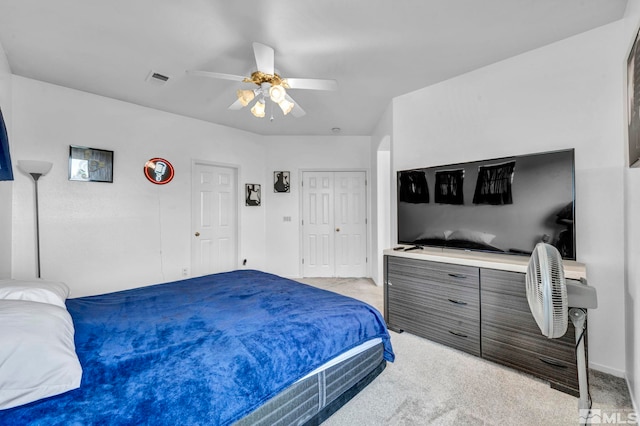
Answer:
xmin=269 ymin=84 xmax=286 ymax=103
xmin=250 ymin=100 xmax=266 ymax=118
xmin=278 ymin=98 xmax=295 ymax=115
xmin=237 ymin=89 xmax=256 ymax=107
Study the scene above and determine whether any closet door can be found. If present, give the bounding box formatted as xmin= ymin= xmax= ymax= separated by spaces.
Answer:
xmin=302 ymin=172 xmax=334 ymax=277
xmin=334 ymin=172 xmax=367 ymax=277
xmin=302 ymin=171 xmax=367 ymax=277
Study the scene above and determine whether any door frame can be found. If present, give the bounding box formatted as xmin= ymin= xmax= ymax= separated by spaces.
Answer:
xmin=298 ymin=168 xmax=371 ymax=278
xmin=191 ymin=159 xmax=241 ymax=274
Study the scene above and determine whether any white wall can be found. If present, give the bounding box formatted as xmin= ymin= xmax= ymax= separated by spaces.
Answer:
xmin=0 ymin=40 xmax=12 ymax=278
xmin=393 ymin=22 xmax=627 ymax=376
xmin=262 ymin=135 xmax=371 ymax=278
xmin=370 ymin=103 xmax=393 ymax=285
xmin=11 ymin=76 xmax=267 ymax=297
xmin=8 ymin=75 xmax=375 ymax=296
xmin=624 ymin=0 xmax=640 ymax=413
xmin=375 ymin=149 xmax=390 ymax=285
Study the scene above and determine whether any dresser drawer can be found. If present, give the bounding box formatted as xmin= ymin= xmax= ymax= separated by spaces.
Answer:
xmin=480 ymin=268 xmax=527 ymax=298
xmin=482 ymin=323 xmax=577 ymax=364
xmin=387 ymin=257 xmax=479 ymax=316
xmin=482 ymin=338 xmax=578 ymax=394
xmin=387 ymin=276 xmax=478 ymax=322
xmin=388 ymin=306 xmax=480 ymax=356
xmin=387 ymin=256 xmax=479 ymax=291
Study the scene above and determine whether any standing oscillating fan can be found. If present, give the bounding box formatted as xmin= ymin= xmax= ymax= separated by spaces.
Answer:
xmin=525 ymin=243 xmax=598 ymax=422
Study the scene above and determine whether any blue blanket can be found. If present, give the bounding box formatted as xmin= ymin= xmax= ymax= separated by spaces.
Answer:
xmin=2 ymin=270 xmax=394 ymax=425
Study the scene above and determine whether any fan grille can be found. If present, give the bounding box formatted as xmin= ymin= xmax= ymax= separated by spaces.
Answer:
xmin=526 ymin=243 xmax=568 ymax=338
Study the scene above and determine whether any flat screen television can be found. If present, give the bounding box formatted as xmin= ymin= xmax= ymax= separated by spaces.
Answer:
xmin=397 ymin=149 xmax=575 ymax=260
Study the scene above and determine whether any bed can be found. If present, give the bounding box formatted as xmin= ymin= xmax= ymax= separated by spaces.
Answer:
xmin=0 ymin=270 xmax=394 ymax=425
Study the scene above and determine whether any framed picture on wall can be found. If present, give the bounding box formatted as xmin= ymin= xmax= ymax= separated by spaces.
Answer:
xmin=274 ymin=171 xmax=290 ymax=193
xmin=245 ymin=184 xmax=261 ymax=206
xmin=69 ymin=145 xmax=114 ymax=182
xmin=0 ymin=108 xmax=14 ymax=181
xmin=627 ymin=26 xmax=640 ymax=167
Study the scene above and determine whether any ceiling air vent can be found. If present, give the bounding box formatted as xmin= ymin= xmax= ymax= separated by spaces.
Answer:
xmin=145 ymin=70 xmax=170 ymax=86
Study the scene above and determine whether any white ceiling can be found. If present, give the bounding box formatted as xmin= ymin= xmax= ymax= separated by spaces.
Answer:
xmin=0 ymin=0 xmax=628 ymax=136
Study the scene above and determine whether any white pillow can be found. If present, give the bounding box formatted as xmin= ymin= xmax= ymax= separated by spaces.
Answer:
xmin=0 ymin=279 xmax=69 ymax=308
xmin=0 ymin=300 xmax=82 ymax=409
xmin=415 ymin=229 xmax=453 ymax=240
xmin=448 ymin=229 xmax=496 ymax=245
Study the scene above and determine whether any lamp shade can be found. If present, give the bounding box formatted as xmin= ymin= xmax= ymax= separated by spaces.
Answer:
xmin=250 ymin=100 xmax=266 ymax=118
xmin=236 ymin=89 xmax=256 ymax=107
xmin=17 ymin=160 xmax=53 ymax=176
xmin=269 ymin=85 xmax=286 ymax=103
xmin=278 ymin=98 xmax=295 ymax=115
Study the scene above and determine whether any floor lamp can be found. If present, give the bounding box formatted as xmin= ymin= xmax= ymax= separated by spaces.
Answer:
xmin=17 ymin=160 xmax=53 ymax=278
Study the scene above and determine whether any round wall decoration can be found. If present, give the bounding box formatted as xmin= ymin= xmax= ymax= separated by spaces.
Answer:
xmin=144 ymin=158 xmax=174 ymax=184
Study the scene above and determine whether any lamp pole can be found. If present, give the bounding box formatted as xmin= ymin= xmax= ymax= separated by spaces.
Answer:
xmin=30 ymin=172 xmax=43 ymax=278
xmin=17 ymin=160 xmax=53 ymax=279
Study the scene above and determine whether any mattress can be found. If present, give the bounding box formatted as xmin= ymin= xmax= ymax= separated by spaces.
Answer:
xmin=235 ymin=341 xmax=385 ymax=425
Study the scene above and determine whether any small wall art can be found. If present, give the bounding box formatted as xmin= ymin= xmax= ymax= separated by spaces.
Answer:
xmin=274 ymin=171 xmax=290 ymax=193
xmin=69 ymin=145 xmax=114 ymax=182
xmin=245 ymin=184 xmax=261 ymax=206
xmin=144 ymin=158 xmax=175 ymax=185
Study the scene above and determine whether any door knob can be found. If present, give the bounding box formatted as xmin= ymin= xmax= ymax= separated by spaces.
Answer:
xmin=194 ymin=232 xmax=200 ymax=237
xmin=335 ymin=228 xmax=340 ymax=232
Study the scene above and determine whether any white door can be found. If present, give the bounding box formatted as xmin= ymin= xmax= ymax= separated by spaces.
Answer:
xmin=192 ymin=162 xmax=238 ymax=276
xmin=334 ymin=172 xmax=367 ymax=277
xmin=302 ymin=171 xmax=367 ymax=277
xmin=302 ymin=172 xmax=334 ymax=277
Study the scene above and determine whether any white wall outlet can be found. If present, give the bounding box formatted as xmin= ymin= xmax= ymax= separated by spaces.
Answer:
xmin=182 ymin=267 xmax=188 ymax=277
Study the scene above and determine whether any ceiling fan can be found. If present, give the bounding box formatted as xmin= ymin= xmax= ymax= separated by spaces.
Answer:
xmin=188 ymin=42 xmax=338 ymax=119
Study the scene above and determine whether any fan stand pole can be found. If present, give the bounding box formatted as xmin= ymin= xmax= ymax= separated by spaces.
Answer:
xmin=569 ymin=308 xmax=589 ymax=424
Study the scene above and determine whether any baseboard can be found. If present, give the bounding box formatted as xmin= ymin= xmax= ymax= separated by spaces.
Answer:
xmin=626 ymin=375 xmax=639 ymax=417
xmin=589 ymin=361 xmax=626 ymax=378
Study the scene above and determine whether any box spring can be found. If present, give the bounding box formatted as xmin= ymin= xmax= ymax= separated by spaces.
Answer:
xmin=234 ymin=342 xmax=385 ymax=425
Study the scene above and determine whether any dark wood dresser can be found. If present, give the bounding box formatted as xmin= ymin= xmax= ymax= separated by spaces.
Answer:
xmin=384 ymin=248 xmax=587 ymax=396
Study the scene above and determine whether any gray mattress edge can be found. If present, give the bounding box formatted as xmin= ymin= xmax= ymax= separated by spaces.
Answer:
xmin=234 ymin=342 xmax=385 ymax=426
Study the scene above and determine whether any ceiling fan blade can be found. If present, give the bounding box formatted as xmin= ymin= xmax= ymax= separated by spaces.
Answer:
xmin=286 ymin=94 xmax=306 ymax=118
xmin=228 ymin=98 xmax=244 ymax=110
xmin=253 ymin=42 xmax=275 ymax=75
xmin=187 ymin=70 xmax=246 ymax=82
xmin=285 ymin=78 xmax=338 ymax=91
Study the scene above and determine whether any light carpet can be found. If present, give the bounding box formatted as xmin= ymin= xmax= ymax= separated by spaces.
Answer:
xmin=296 ymin=277 xmax=636 ymax=426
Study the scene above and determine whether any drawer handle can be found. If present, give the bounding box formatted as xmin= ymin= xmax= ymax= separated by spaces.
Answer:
xmin=448 ymin=273 xmax=467 ymax=279
xmin=539 ymin=358 xmax=568 ymax=369
xmin=448 ymin=330 xmax=468 ymax=338
xmin=448 ymin=299 xmax=468 ymax=306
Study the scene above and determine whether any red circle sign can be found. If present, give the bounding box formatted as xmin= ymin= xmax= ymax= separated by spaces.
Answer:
xmin=144 ymin=158 xmax=174 ymax=184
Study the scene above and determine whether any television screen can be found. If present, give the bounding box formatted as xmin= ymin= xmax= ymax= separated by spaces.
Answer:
xmin=397 ymin=149 xmax=575 ymax=260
